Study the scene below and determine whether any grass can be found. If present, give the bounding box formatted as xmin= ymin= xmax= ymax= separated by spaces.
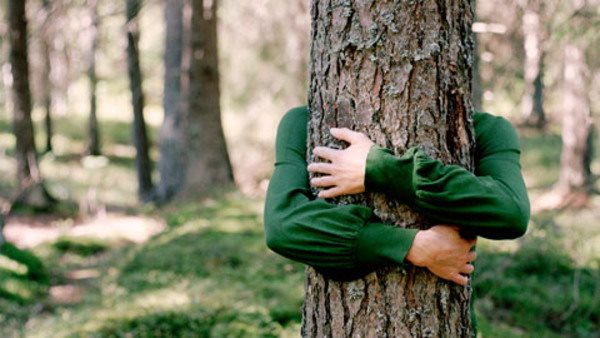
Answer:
xmin=0 ymin=112 xmax=599 ymax=337
xmin=4 ymin=193 xmax=304 ymax=338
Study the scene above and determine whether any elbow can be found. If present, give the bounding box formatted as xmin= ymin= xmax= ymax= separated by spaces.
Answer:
xmin=265 ymin=227 xmax=282 ymax=253
xmin=264 ymin=213 xmax=286 ymax=254
xmin=502 ymin=200 xmax=530 ymax=239
xmin=264 ymin=219 xmax=279 ymax=252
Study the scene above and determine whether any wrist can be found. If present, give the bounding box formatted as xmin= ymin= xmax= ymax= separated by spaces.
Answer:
xmin=405 ymin=230 xmax=430 ymax=267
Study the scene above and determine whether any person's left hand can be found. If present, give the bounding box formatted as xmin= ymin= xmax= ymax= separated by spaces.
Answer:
xmin=308 ymin=128 xmax=375 ymax=198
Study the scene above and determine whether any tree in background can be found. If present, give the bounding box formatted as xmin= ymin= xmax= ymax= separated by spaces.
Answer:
xmin=157 ymin=0 xmax=186 ymax=202
xmin=556 ymin=42 xmax=593 ymax=205
xmin=39 ymin=0 xmax=54 ymax=153
xmin=182 ymin=0 xmax=233 ymax=197
xmin=520 ymin=0 xmax=547 ymax=128
xmin=8 ymin=0 xmax=37 ymax=185
xmin=545 ymin=0 xmax=598 ymax=208
xmin=87 ymin=0 xmax=101 ymax=156
xmin=305 ymin=0 xmax=474 ymax=335
xmin=7 ymin=0 xmax=54 ymax=208
xmin=126 ymin=0 xmax=153 ymax=201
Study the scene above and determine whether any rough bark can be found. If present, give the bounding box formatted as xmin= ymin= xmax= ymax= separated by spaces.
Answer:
xmin=471 ymin=0 xmax=482 ymax=111
xmin=157 ymin=0 xmax=186 ymax=202
xmin=305 ymin=1 xmax=475 ymax=336
xmin=520 ymin=0 xmax=546 ymax=128
xmin=183 ymin=0 xmax=234 ymax=196
xmin=126 ymin=0 xmax=154 ymax=201
xmin=40 ymin=0 xmax=53 ymax=153
xmin=87 ymin=0 xmax=101 ymax=156
xmin=557 ymin=43 xmax=593 ymax=201
xmin=8 ymin=0 xmax=38 ymax=185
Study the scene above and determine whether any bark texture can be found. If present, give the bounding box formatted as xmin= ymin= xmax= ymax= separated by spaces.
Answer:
xmin=305 ymin=1 xmax=475 ymax=336
xmin=520 ymin=0 xmax=545 ymax=128
xmin=157 ymin=0 xmax=186 ymax=201
xmin=183 ymin=0 xmax=233 ymax=196
xmin=87 ymin=0 xmax=101 ymax=156
xmin=8 ymin=0 xmax=38 ymax=184
xmin=471 ymin=0 xmax=482 ymax=111
xmin=126 ymin=0 xmax=154 ymax=201
xmin=557 ymin=43 xmax=593 ymax=197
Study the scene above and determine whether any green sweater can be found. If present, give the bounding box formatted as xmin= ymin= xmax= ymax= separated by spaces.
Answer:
xmin=264 ymin=106 xmax=529 ymax=279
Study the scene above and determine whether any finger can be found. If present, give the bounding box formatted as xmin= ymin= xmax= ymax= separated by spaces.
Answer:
xmin=307 ymin=162 xmax=335 ymax=175
xmin=330 ymin=128 xmax=364 ymax=144
xmin=318 ymin=187 xmax=344 ymax=199
xmin=460 ymin=264 xmax=475 ymax=275
xmin=310 ymin=176 xmax=337 ymax=188
xmin=313 ymin=147 xmax=340 ymax=161
xmin=451 ymin=273 xmax=469 ymax=286
xmin=467 ymin=251 xmax=477 ymax=262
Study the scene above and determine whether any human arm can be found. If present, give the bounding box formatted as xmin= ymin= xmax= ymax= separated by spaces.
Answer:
xmin=309 ymin=113 xmax=530 ymax=240
xmin=264 ymin=107 xmax=417 ymax=279
xmin=264 ymin=107 xmax=476 ymax=284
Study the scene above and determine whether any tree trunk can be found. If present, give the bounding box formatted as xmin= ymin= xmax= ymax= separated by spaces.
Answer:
xmin=556 ymin=42 xmax=593 ymax=203
xmin=7 ymin=0 xmax=54 ymax=208
xmin=87 ymin=0 xmax=101 ymax=156
xmin=305 ymin=1 xmax=475 ymax=336
xmin=40 ymin=0 xmax=53 ymax=153
xmin=8 ymin=0 xmax=38 ymax=185
xmin=184 ymin=0 xmax=233 ymax=196
xmin=157 ymin=0 xmax=186 ymax=202
xmin=126 ymin=0 xmax=154 ymax=201
xmin=472 ymin=0 xmax=482 ymax=111
xmin=520 ymin=0 xmax=545 ymax=128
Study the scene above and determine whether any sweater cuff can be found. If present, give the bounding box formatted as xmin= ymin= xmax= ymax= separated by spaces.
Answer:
xmin=365 ymin=145 xmax=417 ymax=201
xmin=354 ymin=223 xmax=418 ymax=268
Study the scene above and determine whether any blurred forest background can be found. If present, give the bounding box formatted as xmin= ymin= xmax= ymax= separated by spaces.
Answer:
xmin=0 ymin=0 xmax=599 ymax=337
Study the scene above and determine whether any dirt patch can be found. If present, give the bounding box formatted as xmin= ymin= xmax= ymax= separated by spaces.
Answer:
xmin=4 ymin=214 xmax=165 ymax=249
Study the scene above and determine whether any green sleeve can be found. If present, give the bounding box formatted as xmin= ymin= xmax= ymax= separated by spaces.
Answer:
xmin=264 ymin=107 xmax=417 ymax=278
xmin=365 ymin=112 xmax=530 ymax=239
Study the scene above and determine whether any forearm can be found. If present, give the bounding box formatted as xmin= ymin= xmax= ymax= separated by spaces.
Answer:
xmin=264 ymin=161 xmax=417 ymax=275
xmin=366 ymin=146 xmax=529 ymax=239
xmin=265 ymin=107 xmax=418 ymax=278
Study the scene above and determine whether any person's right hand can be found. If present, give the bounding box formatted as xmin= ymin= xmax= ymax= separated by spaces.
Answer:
xmin=405 ymin=225 xmax=477 ymax=286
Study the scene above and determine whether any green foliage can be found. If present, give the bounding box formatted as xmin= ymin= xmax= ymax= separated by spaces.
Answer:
xmin=52 ymin=236 xmax=111 ymax=257
xmin=1 ymin=242 xmax=49 ymax=285
xmin=475 ymin=214 xmax=600 ymax=337
xmin=0 ymin=243 xmax=49 ymax=335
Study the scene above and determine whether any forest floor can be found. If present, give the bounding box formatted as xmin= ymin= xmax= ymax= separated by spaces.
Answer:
xmin=0 ymin=116 xmax=599 ymax=337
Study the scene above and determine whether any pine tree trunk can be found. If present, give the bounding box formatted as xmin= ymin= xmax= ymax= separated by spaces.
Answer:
xmin=305 ymin=1 xmax=475 ymax=336
xmin=87 ymin=0 xmax=101 ymax=156
xmin=126 ymin=0 xmax=153 ymax=201
xmin=7 ymin=0 xmax=54 ymax=208
xmin=184 ymin=0 xmax=233 ymax=196
xmin=471 ymin=0 xmax=482 ymax=111
xmin=8 ymin=0 xmax=38 ymax=184
xmin=40 ymin=0 xmax=53 ymax=153
xmin=521 ymin=0 xmax=545 ymax=128
xmin=157 ymin=0 xmax=186 ymax=202
xmin=557 ymin=43 xmax=592 ymax=201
